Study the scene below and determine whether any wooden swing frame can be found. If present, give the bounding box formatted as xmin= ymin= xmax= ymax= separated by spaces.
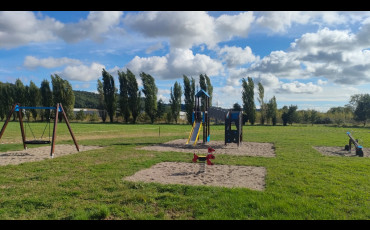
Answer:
xmin=0 ymin=103 xmax=79 ymax=158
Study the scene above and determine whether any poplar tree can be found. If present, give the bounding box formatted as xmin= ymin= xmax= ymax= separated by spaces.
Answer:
xmin=170 ymin=81 xmax=182 ymax=124
xmin=127 ymin=70 xmax=141 ymax=124
xmin=118 ymin=70 xmax=130 ymax=123
xmin=40 ymin=79 xmax=53 ymax=121
xmin=183 ymin=75 xmax=195 ymax=124
xmin=101 ymin=69 xmax=117 ymax=123
xmin=51 ymin=74 xmax=75 ymax=121
xmin=140 ymin=72 xmax=158 ymax=124
xmin=242 ymin=77 xmax=256 ymax=125
xmin=28 ymin=80 xmax=41 ymax=121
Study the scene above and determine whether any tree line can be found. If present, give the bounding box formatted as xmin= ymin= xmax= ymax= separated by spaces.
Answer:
xmin=0 ymin=75 xmax=74 ymax=122
xmin=1 ymin=71 xmax=369 ymax=126
xmin=97 ymin=68 xmax=213 ymax=124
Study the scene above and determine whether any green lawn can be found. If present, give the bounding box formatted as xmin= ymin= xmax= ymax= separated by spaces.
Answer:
xmin=0 ymin=122 xmax=369 ymax=219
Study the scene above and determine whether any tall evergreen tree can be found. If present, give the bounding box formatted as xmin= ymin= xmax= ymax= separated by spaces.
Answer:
xmin=170 ymin=81 xmax=182 ymax=124
xmin=118 ymin=70 xmax=130 ymax=123
xmin=101 ymin=69 xmax=117 ymax=123
xmin=183 ymin=75 xmax=195 ymax=124
xmin=126 ymin=70 xmax=141 ymax=124
xmin=241 ymin=77 xmax=256 ymax=125
xmin=140 ymin=72 xmax=158 ymax=124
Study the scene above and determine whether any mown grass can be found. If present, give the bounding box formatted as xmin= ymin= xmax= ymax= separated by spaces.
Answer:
xmin=0 ymin=122 xmax=369 ymax=219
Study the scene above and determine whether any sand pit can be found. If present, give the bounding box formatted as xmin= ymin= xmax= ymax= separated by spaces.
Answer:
xmin=314 ymin=146 xmax=369 ymax=157
xmin=138 ymin=139 xmax=275 ymax=157
xmin=124 ymin=162 xmax=266 ymax=190
xmin=0 ymin=144 xmax=103 ymax=166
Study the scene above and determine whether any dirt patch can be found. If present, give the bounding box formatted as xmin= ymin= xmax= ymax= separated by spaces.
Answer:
xmin=0 ymin=145 xmax=103 ymax=166
xmin=313 ymin=146 xmax=369 ymax=157
xmin=138 ymin=139 xmax=275 ymax=157
xmin=124 ymin=162 xmax=266 ymax=190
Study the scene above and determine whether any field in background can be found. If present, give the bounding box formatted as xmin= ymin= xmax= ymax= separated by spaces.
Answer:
xmin=0 ymin=122 xmax=369 ymax=220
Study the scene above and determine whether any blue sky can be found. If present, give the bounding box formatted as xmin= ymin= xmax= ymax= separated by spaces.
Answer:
xmin=1 ymin=11 xmax=370 ymax=111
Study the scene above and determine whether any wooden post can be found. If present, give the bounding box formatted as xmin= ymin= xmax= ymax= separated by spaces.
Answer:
xmin=0 ymin=103 xmax=17 ymax=141
xmin=17 ymin=105 xmax=27 ymax=149
xmin=60 ymin=103 xmax=79 ymax=152
xmin=50 ymin=103 xmax=59 ymax=158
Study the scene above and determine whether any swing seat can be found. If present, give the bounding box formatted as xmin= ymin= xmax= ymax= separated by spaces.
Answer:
xmin=24 ymin=140 xmax=51 ymax=145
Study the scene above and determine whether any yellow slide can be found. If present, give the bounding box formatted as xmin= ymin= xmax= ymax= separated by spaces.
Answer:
xmin=186 ymin=121 xmax=202 ymax=146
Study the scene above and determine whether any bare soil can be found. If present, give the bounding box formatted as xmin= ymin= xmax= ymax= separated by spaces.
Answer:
xmin=0 ymin=144 xmax=103 ymax=166
xmin=314 ymin=146 xmax=369 ymax=157
xmin=124 ymin=162 xmax=266 ymax=191
xmin=138 ymin=139 xmax=276 ymax=157
xmin=126 ymin=139 xmax=274 ymax=190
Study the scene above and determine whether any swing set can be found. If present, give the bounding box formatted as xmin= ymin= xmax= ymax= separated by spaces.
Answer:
xmin=0 ymin=103 xmax=79 ymax=158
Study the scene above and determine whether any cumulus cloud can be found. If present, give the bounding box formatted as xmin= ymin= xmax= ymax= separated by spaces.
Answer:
xmin=0 ymin=11 xmax=62 ymax=48
xmin=276 ymin=81 xmax=322 ymax=94
xmin=55 ymin=11 xmax=123 ymax=43
xmin=125 ymin=48 xmax=223 ymax=79
xmin=123 ymin=11 xmax=254 ymax=49
xmin=23 ymin=56 xmax=82 ymax=69
xmin=57 ymin=62 xmax=105 ymax=81
xmin=0 ymin=11 xmax=123 ymax=48
xmin=255 ymin=11 xmax=311 ymax=33
xmin=219 ymin=45 xmax=257 ymax=67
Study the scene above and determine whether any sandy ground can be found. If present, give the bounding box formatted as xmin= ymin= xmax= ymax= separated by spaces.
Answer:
xmin=0 ymin=144 xmax=103 ymax=166
xmin=127 ymin=139 xmax=273 ymax=190
xmin=138 ymin=139 xmax=276 ymax=157
xmin=124 ymin=162 xmax=266 ymax=190
xmin=314 ymin=146 xmax=369 ymax=157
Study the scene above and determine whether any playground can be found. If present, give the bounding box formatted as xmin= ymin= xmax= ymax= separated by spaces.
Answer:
xmin=0 ymin=120 xmax=369 ymax=219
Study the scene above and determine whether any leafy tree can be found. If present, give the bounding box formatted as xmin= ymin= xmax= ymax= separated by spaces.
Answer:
xmin=40 ymin=79 xmax=53 ymax=121
xmin=14 ymin=79 xmax=26 ymax=106
xmin=126 ymin=70 xmax=141 ymax=124
xmin=28 ymin=81 xmax=41 ymax=121
xmin=233 ymin=103 xmax=242 ymax=111
xmin=140 ymin=72 xmax=158 ymax=124
xmin=267 ymin=96 xmax=277 ymax=125
xmin=205 ymin=74 xmax=213 ymax=107
xmin=156 ymin=99 xmax=165 ymax=120
xmin=0 ymin=82 xmax=15 ymax=120
xmin=51 ymin=74 xmax=75 ymax=121
xmin=97 ymin=79 xmax=107 ymax=122
xmin=241 ymin=77 xmax=256 ymax=125
xmin=352 ymin=94 xmax=370 ymax=126
xmin=118 ymin=70 xmax=130 ymax=123
xmin=257 ymin=82 xmax=266 ymax=125
xmin=101 ymin=69 xmax=117 ymax=123
xmin=183 ymin=75 xmax=195 ymax=124
xmin=281 ymin=105 xmax=298 ymax=126
xmin=170 ymin=81 xmax=182 ymax=124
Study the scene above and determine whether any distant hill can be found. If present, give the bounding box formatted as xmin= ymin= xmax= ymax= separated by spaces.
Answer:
xmin=73 ymin=90 xmax=100 ymax=109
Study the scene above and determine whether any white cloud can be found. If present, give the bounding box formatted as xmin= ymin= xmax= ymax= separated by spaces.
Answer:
xmin=125 ymin=48 xmax=223 ymax=80
xmin=23 ymin=56 xmax=82 ymax=69
xmin=124 ymin=11 xmax=255 ymax=49
xmin=255 ymin=11 xmax=311 ymax=33
xmin=58 ymin=62 xmax=105 ymax=81
xmin=0 ymin=11 xmax=62 ymax=48
xmin=0 ymin=11 xmax=123 ymax=48
xmin=219 ymin=45 xmax=257 ymax=67
xmin=276 ymin=81 xmax=322 ymax=94
xmin=55 ymin=11 xmax=123 ymax=43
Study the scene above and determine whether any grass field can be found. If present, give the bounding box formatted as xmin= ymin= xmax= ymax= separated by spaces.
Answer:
xmin=0 ymin=121 xmax=369 ymax=220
